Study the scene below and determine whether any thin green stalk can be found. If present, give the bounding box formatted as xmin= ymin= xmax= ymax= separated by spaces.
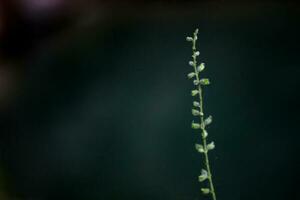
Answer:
xmin=186 ymin=29 xmax=217 ymax=200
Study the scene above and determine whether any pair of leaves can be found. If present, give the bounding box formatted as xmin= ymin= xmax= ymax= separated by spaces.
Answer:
xmin=198 ymin=169 xmax=208 ymax=182
xmin=191 ymin=116 xmax=212 ymax=130
xmin=187 ymin=74 xmax=210 ymax=86
xmin=187 ymin=62 xmax=205 ymax=76
xmin=195 ymin=142 xmax=215 ymax=153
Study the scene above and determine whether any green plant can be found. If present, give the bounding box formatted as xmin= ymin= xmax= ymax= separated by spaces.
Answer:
xmin=186 ymin=29 xmax=217 ymax=200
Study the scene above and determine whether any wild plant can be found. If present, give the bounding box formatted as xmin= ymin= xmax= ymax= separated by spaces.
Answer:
xmin=186 ymin=29 xmax=217 ymax=200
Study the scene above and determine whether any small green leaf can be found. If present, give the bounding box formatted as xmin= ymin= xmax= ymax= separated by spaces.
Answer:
xmin=198 ymin=169 xmax=208 ymax=182
xmin=202 ymin=130 xmax=208 ymax=138
xmin=192 ymin=109 xmax=200 ymax=116
xmin=204 ymin=115 xmax=213 ymax=126
xmin=200 ymin=78 xmax=210 ymax=85
xmin=193 ymin=80 xmax=200 ymax=85
xmin=187 ymin=72 xmax=196 ymax=79
xmin=191 ymin=121 xmax=201 ymax=129
xmin=195 ymin=144 xmax=205 ymax=153
xmin=207 ymin=141 xmax=215 ymax=151
xmin=193 ymin=101 xmax=200 ymax=107
xmin=191 ymin=90 xmax=199 ymax=96
xmin=197 ymin=63 xmax=205 ymax=72
xmin=186 ymin=37 xmax=193 ymax=42
xmin=201 ymin=188 xmax=210 ymax=194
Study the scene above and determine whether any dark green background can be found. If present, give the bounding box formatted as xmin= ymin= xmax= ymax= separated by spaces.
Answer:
xmin=1 ymin=1 xmax=299 ymax=200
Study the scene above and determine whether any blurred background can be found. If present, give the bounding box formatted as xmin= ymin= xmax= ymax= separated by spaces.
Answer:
xmin=0 ymin=0 xmax=299 ymax=199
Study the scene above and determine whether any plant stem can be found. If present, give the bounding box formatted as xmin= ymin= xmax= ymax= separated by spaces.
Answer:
xmin=191 ymin=33 xmax=217 ymax=200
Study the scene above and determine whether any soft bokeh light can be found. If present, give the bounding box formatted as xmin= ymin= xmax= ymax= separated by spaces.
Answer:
xmin=20 ymin=0 xmax=66 ymax=13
